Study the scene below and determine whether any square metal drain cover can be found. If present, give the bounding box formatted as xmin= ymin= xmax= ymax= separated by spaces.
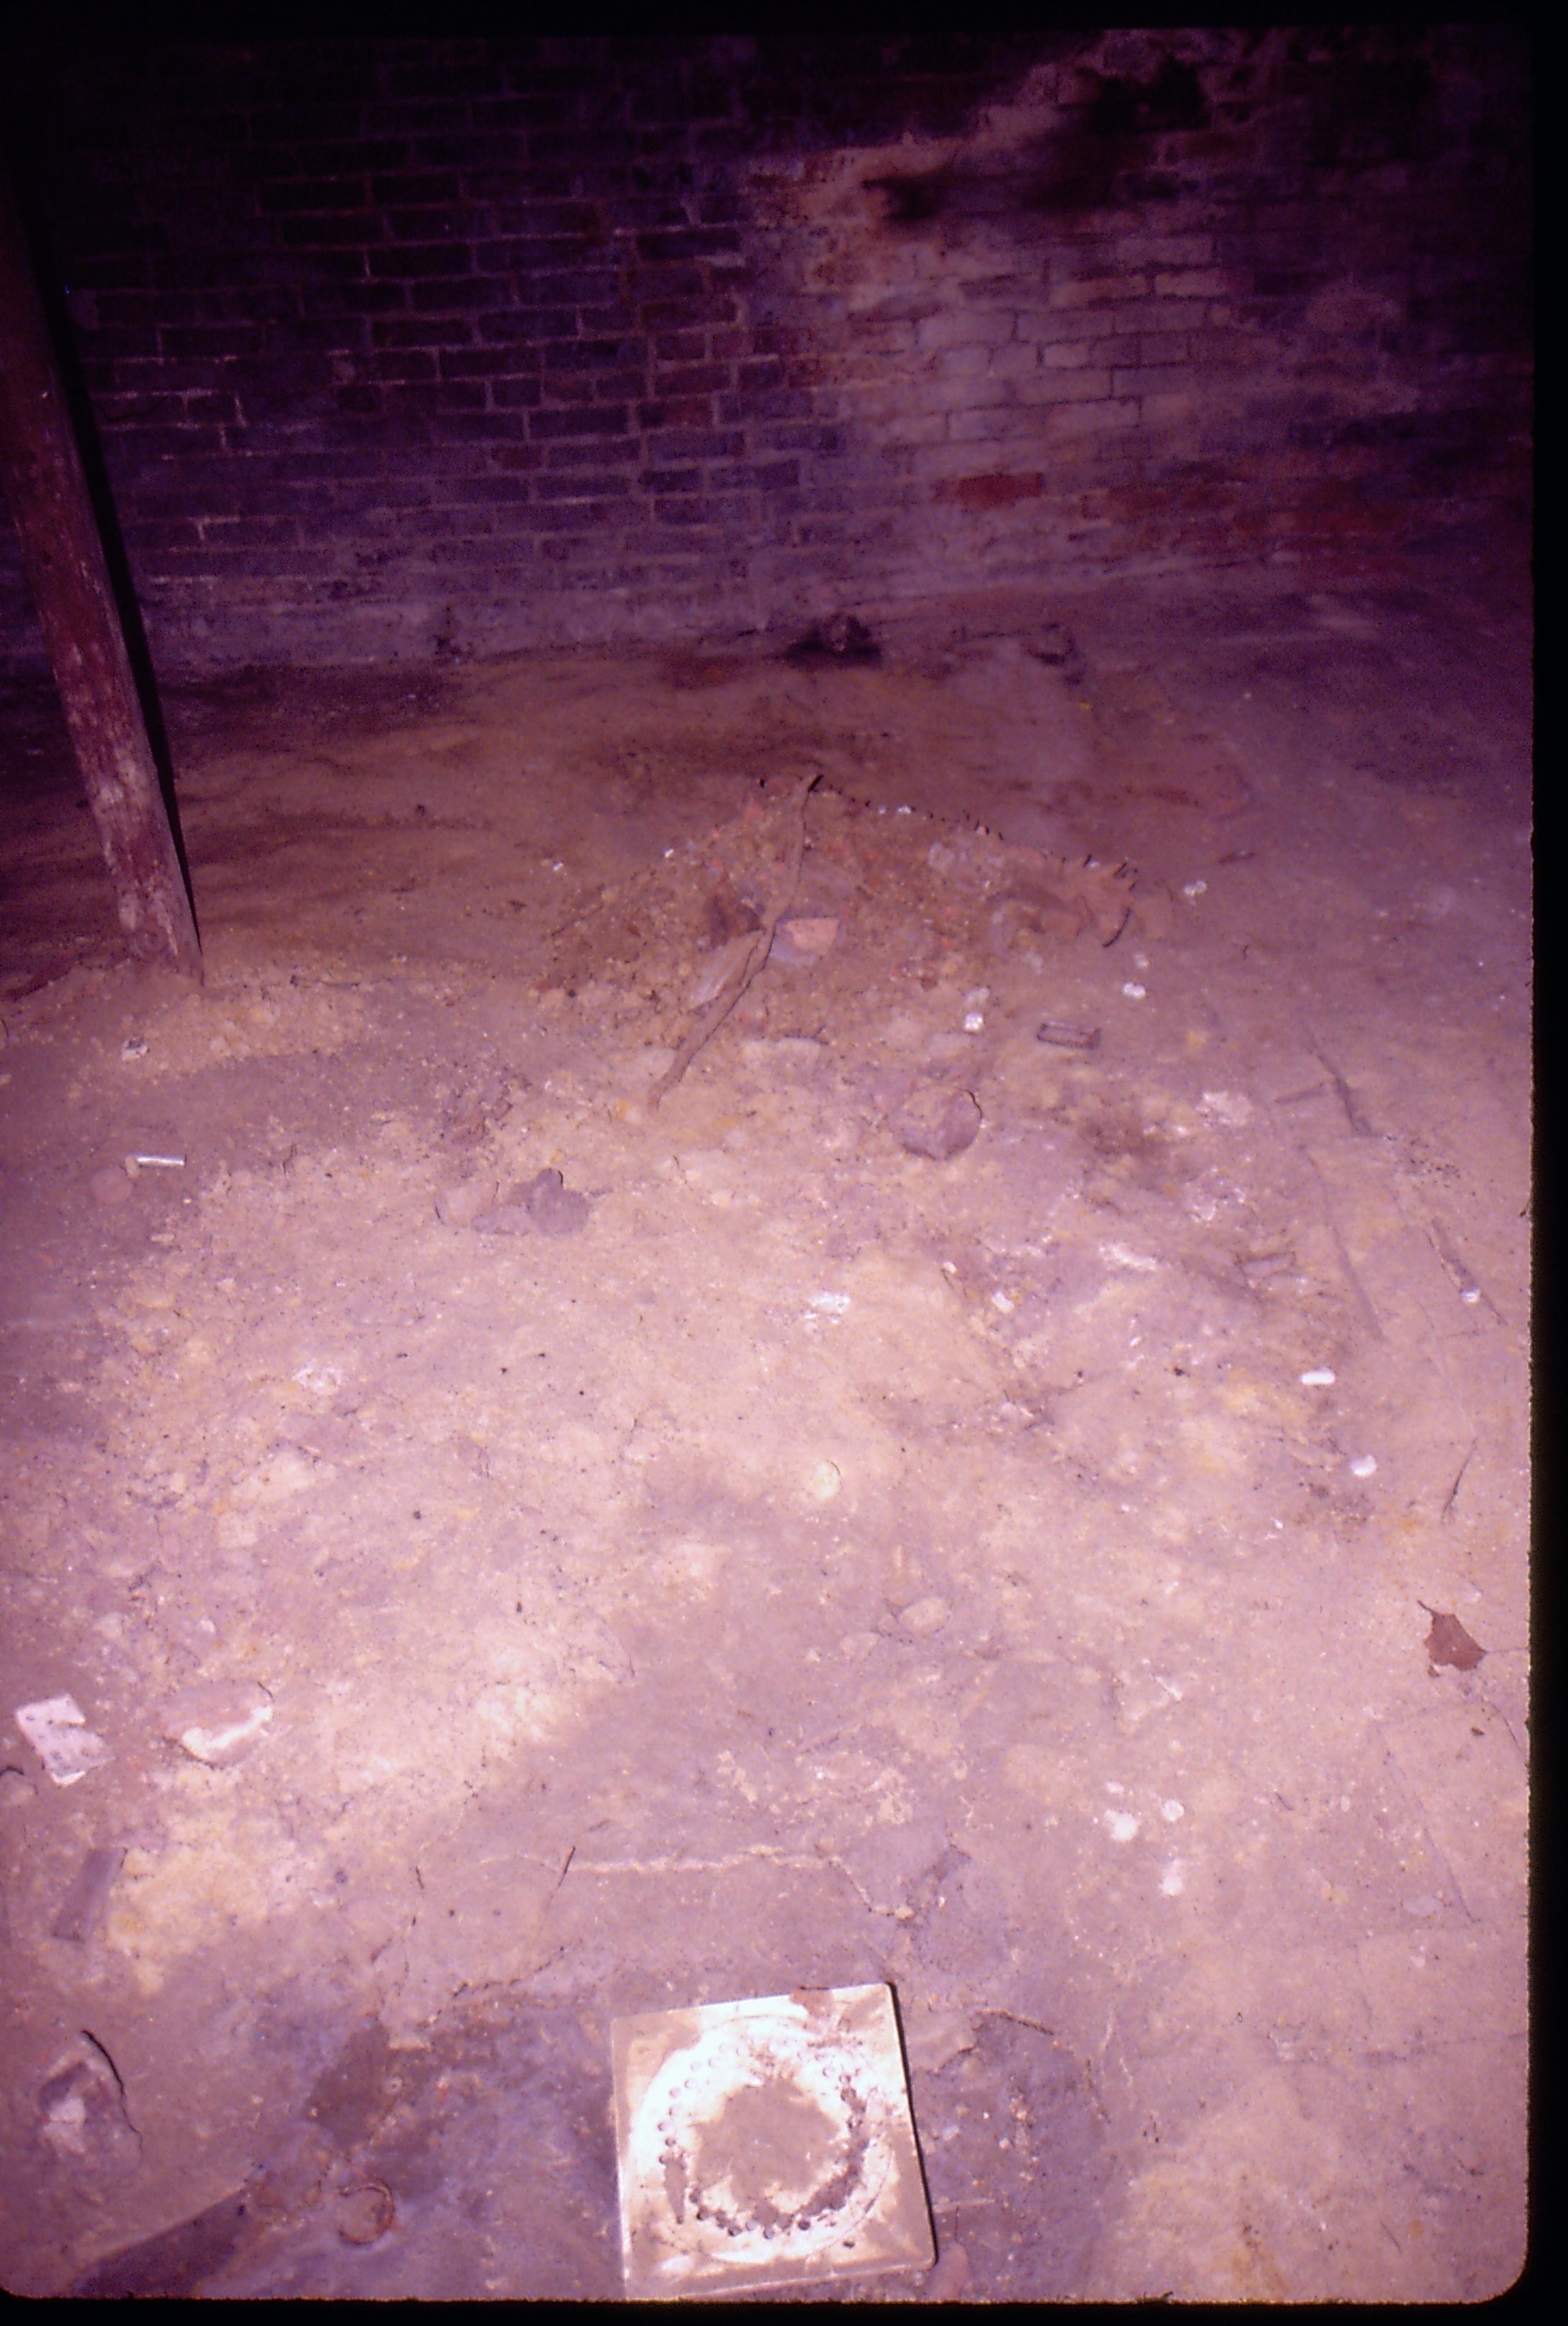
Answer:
xmin=612 ymin=1982 xmax=933 ymax=2299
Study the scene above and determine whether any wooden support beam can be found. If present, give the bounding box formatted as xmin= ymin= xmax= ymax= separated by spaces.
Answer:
xmin=0 ymin=172 xmax=201 ymax=979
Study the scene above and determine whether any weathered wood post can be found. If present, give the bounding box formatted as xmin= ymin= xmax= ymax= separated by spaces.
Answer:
xmin=0 ymin=171 xmax=202 ymax=979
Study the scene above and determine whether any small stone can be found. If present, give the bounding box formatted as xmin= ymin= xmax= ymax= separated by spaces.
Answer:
xmin=806 ymin=1459 xmax=842 ymax=1502
xmin=768 ymin=916 xmax=839 ymax=965
xmin=436 ymin=1175 xmax=498 ymax=1228
xmin=839 ymin=1630 xmax=878 ymax=1662
xmin=1349 ymin=1454 xmax=1378 ymax=1479
xmin=90 ymin=1166 xmax=134 ymax=1208
xmin=785 ymin=612 xmax=879 ymax=663
xmin=160 ymin=1680 xmax=273 ymax=1766
xmin=893 ymin=1086 xmax=982 ymax=1161
xmin=900 ymin=1593 xmax=951 ymax=1637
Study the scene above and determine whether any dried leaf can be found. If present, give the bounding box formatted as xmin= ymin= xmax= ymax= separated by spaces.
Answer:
xmin=1420 ymin=1605 xmax=1485 ymax=1673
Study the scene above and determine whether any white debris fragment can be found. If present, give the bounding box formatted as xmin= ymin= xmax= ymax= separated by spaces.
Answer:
xmin=1349 ymin=1454 xmax=1378 ymax=1479
xmin=1105 ymin=1811 xmax=1141 ymax=1844
xmin=1160 ymin=1862 xmax=1187 ymax=1896
xmin=1100 ymin=1242 xmax=1159 ymax=1272
xmin=162 ymin=1681 xmax=274 ymax=1767
xmin=1121 ymin=981 xmax=1147 ymax=1000
xmin=1299 ymin=1368 xmax=1336 ymax=1387
xmin=1199 ymin=1090 xmax=1253 ymax=1127
xmin=1161 ymin=1799 xmax=1185 ymax=1822
xmin=962 ymin=1013 xmax=985 ymax=1033
xmin=1180 ymin=880 xmax=1208 ymax=900
xmin=16 ymin=1696 xmax=111 ymax=1788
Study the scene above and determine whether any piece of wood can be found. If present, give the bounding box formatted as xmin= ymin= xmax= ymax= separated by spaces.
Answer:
xmin=648 ymin=770 xmax=819 ymax=1108
xmin=0 ymin=173 xmax=201 ymax=977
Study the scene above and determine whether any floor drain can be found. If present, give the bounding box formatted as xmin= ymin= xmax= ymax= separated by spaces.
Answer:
xmin=612 ymin=1984 xmax=933 ymax=2298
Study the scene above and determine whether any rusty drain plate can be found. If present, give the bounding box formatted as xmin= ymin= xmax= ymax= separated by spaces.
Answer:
xmin=611 ymin=1982 xmax=933 ymax=2299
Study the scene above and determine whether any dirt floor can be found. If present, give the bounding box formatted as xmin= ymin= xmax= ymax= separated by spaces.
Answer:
xmin=0 ymin=533 xmax=1531 ymax=2301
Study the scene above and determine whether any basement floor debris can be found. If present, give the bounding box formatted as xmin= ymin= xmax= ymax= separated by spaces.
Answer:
xmin=0 ymin=542 xmax=1531 ymax=2301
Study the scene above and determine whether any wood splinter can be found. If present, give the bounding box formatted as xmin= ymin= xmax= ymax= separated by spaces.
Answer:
xmin=648 ymin=770 xmax=820 ymax=1108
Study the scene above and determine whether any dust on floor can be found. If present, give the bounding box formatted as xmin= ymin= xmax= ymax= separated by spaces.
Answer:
xmin=0 ymin=543 xmax=1531 ymax=2300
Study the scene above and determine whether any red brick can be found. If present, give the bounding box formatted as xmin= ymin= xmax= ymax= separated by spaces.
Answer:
xmin=540 ymin=438 xmax=640 ymax=467
xmin=533 ymin=471 xmax=632 ymax=499
xmin=368 ymin=244 xmax=475 ymax=279
xmin=528 ymin=404 xmax=630 ymax=436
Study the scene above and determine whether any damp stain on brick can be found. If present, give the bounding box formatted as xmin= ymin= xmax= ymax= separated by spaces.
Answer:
xmin=0 ymin=26 xmax=1533 ymax=675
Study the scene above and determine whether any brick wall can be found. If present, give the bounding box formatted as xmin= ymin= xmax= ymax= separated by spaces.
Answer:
xmin=0 ymin=28 xmax=1531 ymax=673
